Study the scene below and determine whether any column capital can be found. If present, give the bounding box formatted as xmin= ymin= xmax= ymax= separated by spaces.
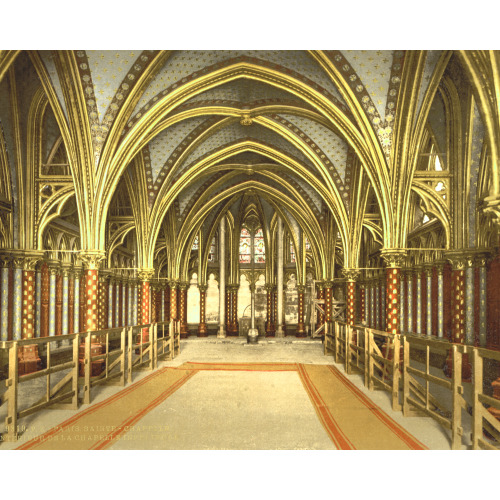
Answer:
xmin=297 ymin=284 xmax=306 ymax=293
xmin=198 ymin=284 xmax=208 ymax=293
xmin=46 ymin=259 xmax=60 ymax=275
xmin=323 ymin=280 xmax=334 ymax=289
xmin=341 ymin=268 xmax=360 ymax=281
xmin=445 ymin=250 xmax=468 ymax=271
xmin=60 ymin=262 xmax=73 ymax=277
xmin=137 ymin=268 xmax=155 ymax=282
xmin=9 ymin=250 xmax=44 ymax=270
xmin=178 ymin=281 xmax=189 ymax=291
xmin=380 ymin=249 xmax=407 ymax=268
xmin=79 ymin=250 xmax=106 ymax=270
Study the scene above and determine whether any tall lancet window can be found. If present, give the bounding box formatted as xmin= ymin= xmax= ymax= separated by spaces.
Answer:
xmin=239 ymin=228 xmax=251 ymax=264
xmin=208 ymin=237 xmax=217 ymax=262
xmin=254 ymin=228 xmax=265 ymax=263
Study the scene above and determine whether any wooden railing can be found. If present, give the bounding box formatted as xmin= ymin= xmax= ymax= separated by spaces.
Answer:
xmin=402 ymin=334 xmax=465 ymax=450
xmin=0 ymin=321 xmax=180 ymax=442
xmin=471 ymin=347 xmax=500 ymax=449
xmin=328 ymin=321 xmax=500 ymax=450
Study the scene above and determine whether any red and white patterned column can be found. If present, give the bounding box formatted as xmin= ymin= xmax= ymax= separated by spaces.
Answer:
xmin=296 ymin=284 xmax=306 ymax=337
xmin=359 ymin=282 xmax=366 ymax=325
xmin=342 ymin=269 xmax=359 ymax=326
xmin=381 ymin=250 xmax=406 ymax=335
xmin=79 ymin=252 xmax=106 ymax=333
xmin=179 ymin=281 xmax=189 ymax=338
xmin=265 ymin=284 xmax=275 ymax=337
xmin=324 ymin=281 xmax=333 ymax=323
xmin=138 ymin=269 xmax=154 ymax=342
xmin=198 ymin=284 xmax=208 ymax=336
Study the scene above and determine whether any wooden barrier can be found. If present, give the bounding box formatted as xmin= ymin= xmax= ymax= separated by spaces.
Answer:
xmin=471 ymin=347 xmax=500 ymax=450
xmin=333 ymin=322 xmax=348 ymax=364
xmin=346 ymin=325 xmax=367 ymax=380
xmin=1 ymin=334 xmax=80 ymax=442
xmin=324 ymin=322 xmax=334 ymax=356
xmin=0 ymin=321 xmax=179 ymax=442
xmin=366 ymin=328 xmax=401 ymax=411
xmin=402 ymin=334 xmax=465 ymax=450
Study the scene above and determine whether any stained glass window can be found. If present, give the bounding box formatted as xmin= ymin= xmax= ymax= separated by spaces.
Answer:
xmin=290 ymin=241 xmax=296 ymax=263
xmin=208 ymin=237 xmax=216 ymax=262
xmin=254 ymin=228 xmax=265 ymax=263
xmin=305 ymin=236 xmax=311 ymax=251
xmin=239 ymin=228 xmax=251 ymax=264
xmin=191 ymin=235 xmax=199 ymax=250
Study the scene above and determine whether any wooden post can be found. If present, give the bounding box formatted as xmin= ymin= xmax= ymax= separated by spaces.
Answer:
xmin=120 ymin=328 xmax=126 ymax=386
xmin=152 ymin=324 xmax=157 ymax=370
xmin=392 ymin=334 xmax=401 ymax=411
xmin=345 ymin=325 xmax=351 ymax=373
xmin=5 ymin=342 xmax=19 ymax=441
xmin=403 ymin=337 xmax=411 ymax=417
xmin=83 ymin=334 xmax=91 ymax=405
xmin=451 ymin=345 xmax=463 ymax=450
xmin=368 ymin=330 xmax=374 ymax=391
xmin=105 ymin=332 xmax=109 ymax=379
xmin=471 ymin=347 xmax=483 ymax=450
xmin=127 ymin=327 xmax=133 ymax=384
xmin=46 ymin=341 xmax=51 ymax=403
xmin=364 ymin=328 xmax=369 ymax=387
xmin=71 ymin=334 xmax=79 ymax=409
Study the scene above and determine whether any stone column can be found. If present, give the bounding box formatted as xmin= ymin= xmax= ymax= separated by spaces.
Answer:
xmin=55 ymin=265 xmax=63 ymax=336
xmin=98 ymin=271 xmax=109 ymax=330
xmin=79 ymin=267 xmax=86 ymax=333
xmin=0 ymin=256 xmax=10 ymax=341
xmin=276 ymin=218 xmax=284 ymax=337
xmin=198 ymin=284 xmax=208 ymax=336
xmin=399 ymin=272 xmax=405 ymax=333
xmin=424 ymin=264 xmax=433 ymax=336
xmin=61 ymin=264 xmax=72 ymax=336
xmin=415 ymin=266 xmax=422 ymax=334
xmin=476 ymin=255 xmax=487 ymax=347
xmin=68 ymin=267 xmax=75 ymax=335
xmin=436 ymin=263 xmax=445 ymax=338
xmin=406 ymin=269 xmax=413 ymax=333
xmin=151 ymin=282 xmax=158 ymax=324
xmin=118 ymin=276 xmax=124 ymax=327
xmin=380 ymin=250 xmax=406 ymax=335
xmin=232 ymin=285 xmax=239 ymax=335
xmin=265 ymin=284 xmax=275 ymax=337
xmin=250 ymin=281 xmax=256 ymax=331
xmin=359 ymin=283 xmax=366 ymax=325
xmin=46 ymin=261 xmax=59 ymax=337
xmin=296 ymin=284 xmax=306 ymax=337
xmin=170 ymin=281 xmax=178 ymax=322
xmin=444 ymin=252 xmax=468 ymax=379
xmin=342 ymin=269 xmax=359 ymax=326
xmin=73 ymin=266 xmax=81 ymax=333
xmin=164 ymin=282 xmax=170 ymax=323
xmin=465 ymin=255 xmax=475 ymax=345
xmin=218 ymin=217 xmax=226 ymax=338
xmin=79 ymin=251 xmax=106 ymax=333
xmin=138 ymin=268 xmax=154 ymax=341
xmin=179 ymin=282 xmax=189 ymax=338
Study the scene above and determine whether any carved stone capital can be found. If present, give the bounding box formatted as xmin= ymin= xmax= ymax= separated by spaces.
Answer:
xmin=137 ymin=268 xmax=155 ymax=282
xmin=341 ymin=268 xmax=360 ymax=282
xmin=198 ymin=284 xmax=208 ymax=293
xmin=445 ymin=250 xmax=468 ymax=271
xmin=178 ymin=281 xmax=189 ymax=291
xmin=380 ymin=249 xmax=407 ymax=268
xmin=46 ymin=259 xmax=60 ymax=275
xmin=323 ymin=280 xmax=334 ymax=289
xmin=297 ymin=284 xmax=306 ymax=293
xmin=60 ymin=263 xmax=73 ymax=277
xmin=79 ymin=250 xmax=106 ymax=270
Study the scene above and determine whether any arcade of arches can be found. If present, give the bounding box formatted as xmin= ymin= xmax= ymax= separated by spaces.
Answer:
xmin=1 ymin=50 xmax=500 ymax=438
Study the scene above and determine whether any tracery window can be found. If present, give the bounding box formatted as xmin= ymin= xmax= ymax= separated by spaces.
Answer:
xmin=239 ymin=228 xmax=251 ymax=264
xmin=290 ymin=241 xmax=296 ymax=263
xmin=191 ymin=235 xmax=199 ymax=250
xmin=208 ymin=237 xmax=216 ymax=262
xmin=254 ymin=228 xmax=265 ymax=263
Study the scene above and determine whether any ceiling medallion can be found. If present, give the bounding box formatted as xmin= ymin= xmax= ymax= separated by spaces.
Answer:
xmin=240 ymin=114 xmax=253 ymax=126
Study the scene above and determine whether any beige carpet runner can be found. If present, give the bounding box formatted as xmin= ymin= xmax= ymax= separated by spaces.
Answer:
xmin=17 ymin=362 xmax=426 ymax=450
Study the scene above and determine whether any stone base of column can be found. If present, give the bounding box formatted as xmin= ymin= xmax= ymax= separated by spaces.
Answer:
xmin=217 ymin=325 xmax=226 ymax=338
xmin=180 ymin=322 xmax=189 ymax=339
xmin=296 ymin=322 xmax=306 ymax=338
xmin=18 ymin=345 xmax=42 ymax=376
xmin=265 ymin=321 xmax=275 ymax=337
xmin=197 ymin=323 xmax=208 ymax=337
xmin=488 ymin=378 xmax=500 ymax=421
xmin=276 ymin=325 xmax=285 ymax=338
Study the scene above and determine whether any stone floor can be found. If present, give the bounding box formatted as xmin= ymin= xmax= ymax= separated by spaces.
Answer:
xmin=0 ymin=336 xmax=462 ymax=450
